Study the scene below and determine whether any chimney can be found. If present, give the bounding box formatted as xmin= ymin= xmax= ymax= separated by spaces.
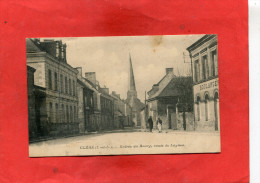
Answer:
xmin=76 ymin=67 xmax=82 ymax=76
xmin=166 ymin=68 xmax=173 ymax=75
xmin=102 ymin=88 xmax=109 ymax=94
xmin=85 ymin=72 xmax=96 ymax=85
xmin=63 ymin=43 xmax=67 ymax=62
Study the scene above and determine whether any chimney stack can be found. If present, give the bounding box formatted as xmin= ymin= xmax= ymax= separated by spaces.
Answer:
xmin=85 ymin=72 xmax=96 ymax=85
xmin=76 ymin=67 xmax=82 ymax=76
xmin=166 ymin=68 xmax=173 ymax=75
xmin=102 ymin=88 xmax=109 ymax=94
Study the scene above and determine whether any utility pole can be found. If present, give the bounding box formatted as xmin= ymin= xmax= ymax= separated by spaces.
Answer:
xmin=183 ymin=52 xmax=194 ymax=130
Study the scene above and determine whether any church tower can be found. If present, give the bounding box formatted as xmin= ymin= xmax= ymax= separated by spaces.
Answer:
xmin=126 ymin=54 xmax=144 ymax=127
xmin=127 ymin=54 xmax=137 ymax=100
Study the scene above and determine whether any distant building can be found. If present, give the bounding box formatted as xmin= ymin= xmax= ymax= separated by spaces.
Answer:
xmin=76 ymin=67 xmax=97 ymax=133
xmin=111 ymin=91 xmax=132 ymax=128
xmin=147 ymin=68 xmax=193 ymax=130
xmin=26 ymin=38 xmax=79 ymax=138
xmin=82 ymin=71 xmax=115 ymax=131
xmin=125 ymin=55 xmax=145 ymax=127
xmin=187 ymin=34 xmax=219 ymax=131
xmin=99 ymin=87 xmax=114 ymax=130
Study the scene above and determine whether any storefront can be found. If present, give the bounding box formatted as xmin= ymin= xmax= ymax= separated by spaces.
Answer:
xmin=194 ymin=78 xmax=219 ymax=131
xmin=187 ymin=34 xmax=220 ymax=131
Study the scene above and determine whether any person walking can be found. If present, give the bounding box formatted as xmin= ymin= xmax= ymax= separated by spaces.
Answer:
xmin=157 ymin=117 xmax=162 ymax=133
xmin=148 ymin=116 xmax=153 ymax=132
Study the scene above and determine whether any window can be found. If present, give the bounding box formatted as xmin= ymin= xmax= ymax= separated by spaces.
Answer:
xmin=194 ymin=60 xmax=199 ymax=82
xmin=48 ymin=70 xmax=52 ymax=90
xmin=211 ymin=50 xmax=218 ymax=76
xmin=69 ymin=79 xmax=71 ymax=95
xmin=205 ymin=94 xmax=209 ymax=121
xmin=90 ymin=97 xmax=93 ymax=107
xmin=65 ymin=77 xmax=68 ymax=94
xmin=84 ymin=95 xmax=88 ymax=106
xmin=73 ymin=80 xmax=75 ymax=96
xmin=60 ymin=74 xmax=63 ymax=93
xmin=54 ymin=72 xmax=58 ymax=91
xmin=55 ymin=103 xmax=59 ymax=123
xmin=201 ymin=55 xmax=208 ymax=80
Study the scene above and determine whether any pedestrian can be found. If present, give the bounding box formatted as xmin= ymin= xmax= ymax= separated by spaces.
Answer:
xmin=148 ymin=116 xmax=153 ymax=132
xmin=157 ymin=117 xmax=162 ymax=133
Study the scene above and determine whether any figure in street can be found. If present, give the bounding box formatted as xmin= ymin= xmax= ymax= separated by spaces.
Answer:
xmin=157 ymin=117 xmax=162 ymax=133
xmin=148 ymin=116 xmax=153 ymax=132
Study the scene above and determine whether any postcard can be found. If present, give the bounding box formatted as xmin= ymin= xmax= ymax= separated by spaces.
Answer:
xmin=27 ymin=35 xmax=220 ymax=157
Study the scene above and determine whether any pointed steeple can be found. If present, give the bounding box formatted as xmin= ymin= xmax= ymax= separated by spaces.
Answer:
xmin=129 ymin=54 xmax=136 ymax=91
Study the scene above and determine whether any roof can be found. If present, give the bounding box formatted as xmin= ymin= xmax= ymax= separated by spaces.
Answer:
xmin=148 ymin=72 xmax=175 ymax=100
xmin=77 ymin=76 xmax=99 ymax=93
xmin=77 ymin=78 xmax=95 ymax=92
xmin=186 ymin=34 xmax=217 ymax=52
xmin=148 ymin=74 xmax=191 ymax=101
xmin=26 ymin=39 xmax=42 ymax=52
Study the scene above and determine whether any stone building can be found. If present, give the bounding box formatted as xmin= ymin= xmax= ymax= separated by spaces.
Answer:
xmin=125 ymin=55 xmax=145 ymax=127
xmin=99 ymin=87 xmax=114 ymax=130
xmin=76 ymin=67 xmax=98 ymax=133
xmin=79 ymin=71 xmax=115 ymax=131
xmin=111 ymin=91 xmax=132 ymax=128
xmin=26 ymin=38 xmax=79 ymax=137
xmin=27 ymin=66 xmax=37 ymax=140
xmin=147 ymin=68 xmax=193 ymax=130
xmin=187 ymin=34 xmax=220 ymax=131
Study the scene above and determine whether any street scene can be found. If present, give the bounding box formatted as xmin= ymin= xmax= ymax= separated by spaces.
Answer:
xmin=27 ymin=35 xmax=220 ymax=156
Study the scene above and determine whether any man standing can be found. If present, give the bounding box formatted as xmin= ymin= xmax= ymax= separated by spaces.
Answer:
xmin=148 ymin=116 xmax=153 ymax=132
xmin=157 ymin=117 xmax=162 ymax=133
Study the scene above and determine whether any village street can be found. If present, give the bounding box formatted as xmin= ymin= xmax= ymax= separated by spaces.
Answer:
xmin=29 ymin=128 xmax=220 ymax=157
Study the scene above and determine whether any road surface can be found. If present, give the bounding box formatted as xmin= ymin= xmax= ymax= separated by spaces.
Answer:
xmin=29 ymin=129 xmax=220 ymax=157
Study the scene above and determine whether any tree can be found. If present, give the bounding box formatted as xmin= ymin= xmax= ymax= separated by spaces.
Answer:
xmin=174 ymin=75 xmax=193 ymax=130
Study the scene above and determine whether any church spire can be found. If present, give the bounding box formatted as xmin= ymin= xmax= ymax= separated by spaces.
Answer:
xmin=129 ymin=53 xmax=136 ymax=91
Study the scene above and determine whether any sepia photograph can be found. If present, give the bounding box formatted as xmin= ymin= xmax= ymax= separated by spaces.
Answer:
xmin=26 ymin=34 xmax=220 ymax=157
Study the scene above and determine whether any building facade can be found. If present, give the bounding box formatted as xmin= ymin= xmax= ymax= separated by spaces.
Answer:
xmin=187 ymin=35 xmax=220 ymax=131
xmin=27 ymin=66 xmax=37 ymax=140
xmin=147 ymin=68 xmax=194 ymax=131
xmin=26 ymin=38 xmax=79 ymax=138
xmin=77 ymin=70 xmax=115 ymax=132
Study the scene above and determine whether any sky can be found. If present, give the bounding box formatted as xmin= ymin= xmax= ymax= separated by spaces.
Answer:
xmin=53 ymin=35 xmax=204 ymax=102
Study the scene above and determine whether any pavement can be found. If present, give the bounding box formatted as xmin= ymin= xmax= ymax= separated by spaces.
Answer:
xmin=29 ymin=128 xmax=220 ymax=157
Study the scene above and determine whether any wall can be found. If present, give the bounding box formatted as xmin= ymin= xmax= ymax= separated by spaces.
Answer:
xmin=176 ymin=112 xmax=194 ymax=131
xmin=77 ymin=84 xmax=84 ymax=133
